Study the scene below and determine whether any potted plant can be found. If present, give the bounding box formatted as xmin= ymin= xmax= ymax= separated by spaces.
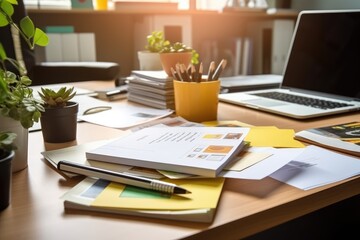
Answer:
xmin=0 ymin=131 xmax=16 ymax=211
xmin=38 ymin=86 xmax=78 ymax=143
xmin=0 ymin=0 xmax=48 ymax=172
xmin=137 ymin=30 xmax=170 ymax=71
xmin=159 ymin=41 xmax=199 ymax=76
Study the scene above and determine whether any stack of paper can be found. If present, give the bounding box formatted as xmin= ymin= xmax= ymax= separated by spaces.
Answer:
xmin=61 ymin=177 xmax=225 ymax=223
xmin=127 ymin=70 xmax=175 ymax=109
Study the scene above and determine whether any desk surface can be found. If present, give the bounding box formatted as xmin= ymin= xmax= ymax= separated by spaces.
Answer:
xmin=1 ymin=81 xmax=359 ymax=240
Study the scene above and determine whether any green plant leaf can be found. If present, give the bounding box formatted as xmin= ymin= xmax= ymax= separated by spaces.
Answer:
xmin=0 ymin=0 xmax=14 ymax=27
xmin=0 ymin=42 xmax=7 ymax=60
xmin=33 ymin=28 xmax=49 ymax=47
xmin=20 ymin=16 xmax=35 ymax=38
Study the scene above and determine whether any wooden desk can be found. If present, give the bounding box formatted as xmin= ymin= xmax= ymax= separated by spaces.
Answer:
xmin=1 ymin=81 xmax=359 ymax=240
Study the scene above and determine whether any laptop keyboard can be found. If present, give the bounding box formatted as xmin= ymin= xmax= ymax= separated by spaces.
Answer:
xmin=252 ymin=92 xmax=352 ymax=109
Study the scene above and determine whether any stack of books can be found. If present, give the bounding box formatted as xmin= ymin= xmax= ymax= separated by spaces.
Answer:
xmin=127 ymin=70 xmax=175 ymax=110
xmin=42 ymin=126 xmax=250 ymax=222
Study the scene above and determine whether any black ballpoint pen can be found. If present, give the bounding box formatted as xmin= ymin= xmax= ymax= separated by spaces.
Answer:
xmin=57 ymin=160 xmax=191 ymax=194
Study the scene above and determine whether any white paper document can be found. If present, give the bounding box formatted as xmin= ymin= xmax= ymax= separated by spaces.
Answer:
xmin=86 ymin=127 xmax=250 ymax=177
xmin=270 ymin=145 xmax=360 ymax=190
xmin=78 ymin=105 xmax=173 ymax=129
xmin=219 ymin=147 xmax=305 ymax=179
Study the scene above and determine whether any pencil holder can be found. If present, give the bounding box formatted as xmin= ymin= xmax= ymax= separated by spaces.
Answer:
xmin=173 ymin=80 xmax=220 ymax=122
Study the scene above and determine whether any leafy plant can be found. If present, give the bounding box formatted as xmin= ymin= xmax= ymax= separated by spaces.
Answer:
xmin=145 ymin=30 xmax=170 ymax=53
xmin=38 ymin=86 xmax=76 ymax=108
xmin=0 ymin=0 xmax=49 ymax=128
xmin=159 ymin=42 xmax=199 ymax=65
xmin=145 ymin=30 xmax=199 ymax=65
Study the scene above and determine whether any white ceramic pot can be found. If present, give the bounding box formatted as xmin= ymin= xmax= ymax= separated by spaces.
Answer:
xmin=137 ymin=51 xmax=163 ymax=71
xmin=0 ymin=116 xmax=28 ymax=172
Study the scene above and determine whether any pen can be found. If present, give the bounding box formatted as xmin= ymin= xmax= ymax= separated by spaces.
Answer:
xmin=212 ymin=59 xmax=227 ymax=80
xmin=57 ymin=160 xmax=191 ymax=194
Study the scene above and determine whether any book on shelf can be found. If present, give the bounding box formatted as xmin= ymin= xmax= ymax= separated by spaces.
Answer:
xmin=61 ymin=176 xmax=225 ymax=223
xmin=294 ymin=122 xmax=360 ymax=157
xmin=86 ymin=126 xmax=250 ymax=177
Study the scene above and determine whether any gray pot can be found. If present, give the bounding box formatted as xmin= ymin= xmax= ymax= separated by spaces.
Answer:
xmin=0 ymin=150 xmax=14 ymax=211
xmin=40 ymin=101 xmax=79 ymax=143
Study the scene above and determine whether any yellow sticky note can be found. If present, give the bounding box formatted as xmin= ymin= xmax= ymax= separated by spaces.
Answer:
xmin=246 ymin=127 xmax=305 ymax=148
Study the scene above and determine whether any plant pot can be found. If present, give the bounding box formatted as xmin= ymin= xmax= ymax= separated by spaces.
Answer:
xmin=137 ymin=51 xmax=163 ymax=71
xmin=40 ymin=101 xmax=79 ymax=143
xmin=159 ymin=52 xmax=192 ymax=76
xmin=0 ymin=116 xmax=28 ymax=172
xmin=0 ymin=150 xmax=14 ymax=211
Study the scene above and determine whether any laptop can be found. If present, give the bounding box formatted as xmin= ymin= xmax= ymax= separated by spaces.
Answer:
xmin=219 ymin=10 xmax=360 ymax=119
xmin=220 ymin=74 xmax=282 ymax=93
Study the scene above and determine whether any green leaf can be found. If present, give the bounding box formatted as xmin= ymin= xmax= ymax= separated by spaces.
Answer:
xmin=0 ymin=1 xmax=14 ymax=27
xmin=20 ymin=16 xmax=35 ymax=38
xmin=0 ymin=0 xmax=14 ymax=17
xmin=0 ymin=42 xmax=7 ymax=60
xmin=6 ymin=0 xmax=19 ymax=5
xmin=33 ymin=28 xmax=49 ymax=47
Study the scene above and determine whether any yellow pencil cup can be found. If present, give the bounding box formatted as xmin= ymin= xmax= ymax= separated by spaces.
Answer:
xmin=173 ymin=80 xmax=220 ymax=123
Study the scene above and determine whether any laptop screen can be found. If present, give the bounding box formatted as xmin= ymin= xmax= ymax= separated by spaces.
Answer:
xmin=282 ymin=10 xmax=360 ymax=100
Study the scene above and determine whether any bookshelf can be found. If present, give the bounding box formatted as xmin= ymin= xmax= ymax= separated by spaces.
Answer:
xmin=28 ymin=8 xmax=298 ymax=77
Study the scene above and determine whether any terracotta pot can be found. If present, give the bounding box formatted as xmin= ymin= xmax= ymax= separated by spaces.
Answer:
xmin=40 ymin=102 xmax=79 ymax=143
xmin=0 ymin=116 xmax=28 ymax=172
xmin=0 ymin=150 xmax=14 ymax=211
xmin=159 ymin=52 xmax=192 ymax=76
xmin=137 ymin=51 xmax=163 ymax=71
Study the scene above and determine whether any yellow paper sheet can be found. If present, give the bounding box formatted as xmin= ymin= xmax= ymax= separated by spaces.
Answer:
xmin=92 ymin=178 xmax=225 ymax=210
xmin=224 ymin=151 xmax=273 ymax=171
xmin=246 ymin=127 xmax=305 ymax=148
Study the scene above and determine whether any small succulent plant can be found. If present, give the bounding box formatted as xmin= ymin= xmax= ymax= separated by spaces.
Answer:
xmin=160 ymin=42 xmax=199 ymax=65
xmin=145 ymin=31 xmax=199 ymax=65
xmin=38 ymin=86 xmax=76 ymax=108
xmin=145 ymin=30 xmax=170 ymax=53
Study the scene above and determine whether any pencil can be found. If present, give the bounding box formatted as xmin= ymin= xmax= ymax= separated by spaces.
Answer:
xmin=212 ymin=59 xmax=227 ymax=80
xmin=171 ymin=67 xmax=180 ymax=81
xmin=197 ymin=62 xmax=203 ymax=82
xmin=207 ymin=61 xmax=216 ymax=81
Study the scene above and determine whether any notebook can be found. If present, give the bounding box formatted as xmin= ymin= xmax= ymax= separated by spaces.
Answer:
xmin=219 ymin=10 xmax=360 ymax=119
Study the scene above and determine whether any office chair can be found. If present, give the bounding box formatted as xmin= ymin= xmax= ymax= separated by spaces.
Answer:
xmin=2 ymin=0 xmax=120 ymax=86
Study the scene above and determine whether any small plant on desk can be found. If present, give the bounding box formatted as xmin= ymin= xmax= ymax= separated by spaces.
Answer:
xmin=38 ymin=87 xmax=79 ymax=143
xmin=159 ymin=41 xmax=199 ymax=65
xmin=0 ymin=0 xmax=48 ymax=172
xmin=38 ymin=86 xmax=76 ymax=108
xmin=145 ymin=30 xmax=171 ymax=53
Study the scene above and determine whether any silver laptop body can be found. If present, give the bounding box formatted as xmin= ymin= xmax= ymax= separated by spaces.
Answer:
xmin=219 ymin=10 xmax=360 ymax=119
